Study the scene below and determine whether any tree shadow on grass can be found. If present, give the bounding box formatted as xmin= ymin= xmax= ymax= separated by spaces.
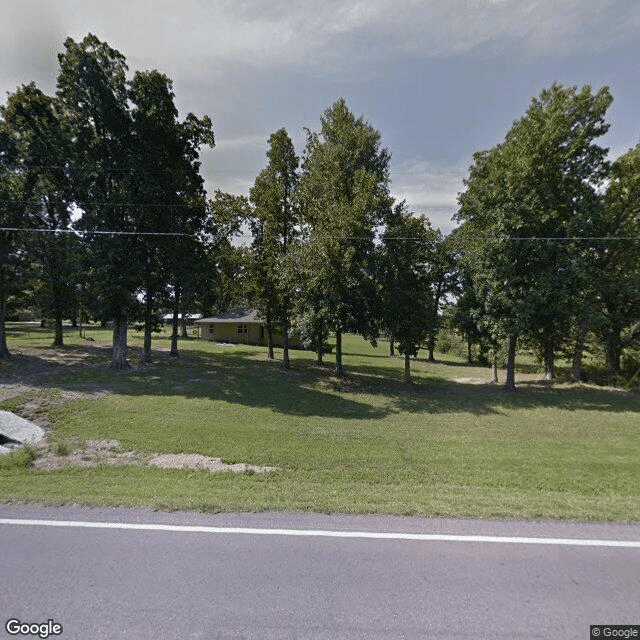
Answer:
xmin=2 ymin=342 xmax=639 ymax=419
xmin=0 ymin=343 xmax=112 ymax=380
xmin=333 ymin=358 xmax=640 ymax=415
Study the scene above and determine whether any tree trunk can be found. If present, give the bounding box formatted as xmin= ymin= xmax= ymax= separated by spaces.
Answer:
xmin=490 ymin=358 xmax=499 ymax=383
xmin=70 ymin=308 xmax=78 ymax=328
xmin=109 ymin=315 xmax=131 ymax=370
xmin=427 ymin=334 xmax=436 ymax=363
xmin=467 ymin=340 xmax=473 ymax=364
xmin=0 ymin=291 xmax=11 ymax=360
xmin=52 ymin=308 xmax=64 ymax=347
xmin=389 ymin=338 xmax=395 ymax=357
xmin=316 ymin=333 xmax=323 ymax=366
xmin=281 ymin=324 xmax=290 ymax=370
xmin=605 ymin=324 xmax=622 ymax=374
xmin=427 ymin=280 xmax=443 ymax=363
xmin=404 ymin=351 xmax=411 ymax=383
xmin=543 ymin=335 xmax=556 ymax=380
xmin=181 ymin=316 xmax=188 ymax=339
xmin=143 ymin=287 xmax=154 ymax=363
xmin=170 ymin=282 xmax=180 ymax=358
xmin=571 ymin=321 xmax=588 ymax=382
xmin=505 ymin=334 xmax=517 ymax=392
xmin=0 ymin=243 xmax=11 ymax=359
xmin=266 ymin=324 xmax=274 ymax=359
xmin=335 ymin=329 xmax=344 ymax=378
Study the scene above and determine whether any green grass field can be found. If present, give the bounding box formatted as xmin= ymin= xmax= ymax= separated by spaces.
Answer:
xmin=1 ymin=323 xmax=639 ymax=521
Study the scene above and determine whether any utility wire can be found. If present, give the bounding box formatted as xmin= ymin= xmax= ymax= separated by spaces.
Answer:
xmin=0 ymin=200 xmax=198 ymax=208
xmin=0 ymin=227 xmax=190 ymax=237
xmin=0 ymin=227 xmax=638 ymax=241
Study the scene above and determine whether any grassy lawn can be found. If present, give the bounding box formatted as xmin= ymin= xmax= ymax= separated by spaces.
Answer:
xmin=1 ymin=323 xmax=639 ymax=521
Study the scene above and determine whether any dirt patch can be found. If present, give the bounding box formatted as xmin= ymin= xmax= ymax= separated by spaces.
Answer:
xmin=147 ymin=452 xmax=278 ymax=473
xmin=0 ymin=385 xmax=111 ymax=431
xmin=33 ymin=438 xmax=278 ymax=474
xmin=453 ymin=377 xmax=488 ymax=385
xmin=33 ymin=439 xmax=141 ymax=469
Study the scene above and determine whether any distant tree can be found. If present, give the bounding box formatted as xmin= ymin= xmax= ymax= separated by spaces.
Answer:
xmin=449 ymin=273 xmax=484 ymax=363
xmin=424 ymin=232 xmax=457 ymax=363
xmin=379 ymin=202 xmax=439 ymax=382
xmin=298 ymin=99 xmax=392 ymax=377
xmin=202 ymin=190 xmax=252 ymax=315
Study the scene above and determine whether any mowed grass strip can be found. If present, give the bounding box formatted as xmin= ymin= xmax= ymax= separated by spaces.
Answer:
xmin=1 ymin=331 xmax=639 ymax=520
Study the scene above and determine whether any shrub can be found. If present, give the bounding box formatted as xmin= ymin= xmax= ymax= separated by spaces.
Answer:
xmin=0 ymin=444 xmax=38 ymax=470
xmin=53 ymin=441 xmax=72 ymax=456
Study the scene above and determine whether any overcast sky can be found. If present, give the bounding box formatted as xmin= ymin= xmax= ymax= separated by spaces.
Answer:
xmin=3 ymin=0 xmax=640 ymax=233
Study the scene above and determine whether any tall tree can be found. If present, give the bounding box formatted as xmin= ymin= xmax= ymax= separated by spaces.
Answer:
xmin=2 ymin=83 xmax=80 ymax=348
xmin=595 ymin=144 xmax=640 ymax=373
xmin=56 ymin=34 xmax=137 ymax=369
xmin=249 ymin=128 xmax=299 ymax=368
xmin=57 ymin=35 xmax=214 ymax=367
xmin=0 ymin=83 xmax=66 ymax=357
xmin=457 ymin=84 xmax=613 ymax=390
xmin=298 ymin=99 xmax=392 ymax=377
xmin=128 ymin=69 xmax=214 ymax=361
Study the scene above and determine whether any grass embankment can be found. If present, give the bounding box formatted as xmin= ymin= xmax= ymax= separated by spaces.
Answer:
xmin=0 ymin=323 xmax=639 ymax=520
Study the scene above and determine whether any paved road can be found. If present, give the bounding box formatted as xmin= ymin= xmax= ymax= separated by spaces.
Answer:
xmin=1 ymin=505 xmax=639 ymax=639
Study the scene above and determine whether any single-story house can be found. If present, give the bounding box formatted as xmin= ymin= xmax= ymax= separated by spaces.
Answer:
xmin=195 ymin=310 xmax=303 ymax=348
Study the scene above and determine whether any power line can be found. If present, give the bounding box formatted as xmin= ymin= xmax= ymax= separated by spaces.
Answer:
xmin=0 ymin=227 xmax=638 ymax=241
xmin=0 ymin=200 xmax=199 ymax=208
xmin=0 ymin=227 xmax=190 ymax=237
xmin=459 ymin=236 xmax=640 ymax=241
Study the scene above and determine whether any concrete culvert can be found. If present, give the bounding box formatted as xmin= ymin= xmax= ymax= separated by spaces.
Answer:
xmin=0 ymin=411 xmax=44 ymax=455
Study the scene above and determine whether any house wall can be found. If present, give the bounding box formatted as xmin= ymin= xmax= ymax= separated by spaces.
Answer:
xmin=272 ymin=329 xmax=303 ymax=349
xmin=199 ymin=322 xmax=303 ymax=348
xmin=200 ymin=322 xmax=262 ymax=343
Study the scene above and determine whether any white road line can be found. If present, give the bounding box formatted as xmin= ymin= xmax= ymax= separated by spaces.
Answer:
xmin=0 ymin=518 xmax=639 ymax=548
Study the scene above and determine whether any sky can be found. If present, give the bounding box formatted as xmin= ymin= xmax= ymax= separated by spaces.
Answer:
xmin=2 ymin=0 xmax=640 ymax=233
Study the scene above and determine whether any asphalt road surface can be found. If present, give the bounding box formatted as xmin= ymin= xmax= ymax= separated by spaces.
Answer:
xmin=1 ymin=504 xmax=639 ymax=639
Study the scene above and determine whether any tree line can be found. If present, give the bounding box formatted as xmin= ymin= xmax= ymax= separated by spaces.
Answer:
xmin=1 ymin=34 xmax=638 ymax=389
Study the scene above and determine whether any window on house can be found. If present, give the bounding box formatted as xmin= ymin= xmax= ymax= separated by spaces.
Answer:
xmin=209 ymin=326 xmax=214 ymax=333
xmin=237 ymin=323 xmax=247 ymax=334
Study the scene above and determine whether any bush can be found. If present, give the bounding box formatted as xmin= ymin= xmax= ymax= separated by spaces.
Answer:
xmin=436 ymin=329 xmax=468 ymax=359
xmin=53 ymin=441 xmax=72 ymax=456
xmin=0 ymin=444 xmax=38 ymax=470
xmin=436 ymin=331 xmax=454 ymax=354
xmin=303 ymin=340 xmax=333 ymax=354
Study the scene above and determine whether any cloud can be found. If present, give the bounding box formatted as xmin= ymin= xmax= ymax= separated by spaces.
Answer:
xmin=181 ymin=0 xmax=640 ymax=67
xmin=214 ymin=134 xmax=269 ymax=151
xmin=3 ymin=0 xmax=640 ymax=96
xmin=0 ymin=1 xmax=66 ymax=94
xmin=390 ymin=158 xmax=469 ymax=232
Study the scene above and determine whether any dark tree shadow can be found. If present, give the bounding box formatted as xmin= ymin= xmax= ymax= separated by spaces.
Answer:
xmin=1 ymin=341 xmax=638 ymax=419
